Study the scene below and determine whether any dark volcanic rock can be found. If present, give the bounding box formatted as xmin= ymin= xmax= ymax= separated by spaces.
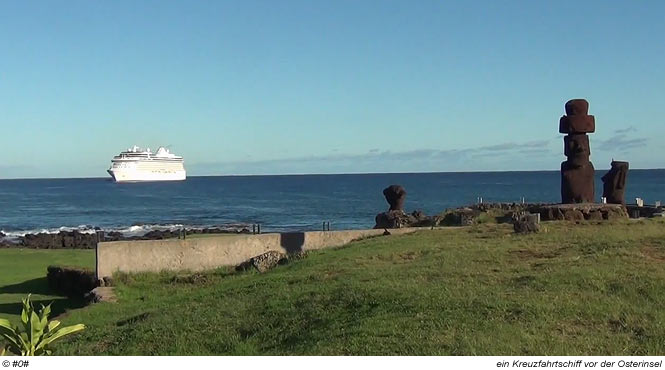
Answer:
xmin=374 ymin=210 xmax=418 ymax=229
xmin=105 ymin=231 xmax=125 ymax=241
xmin=19 ymin=231 xmax=97 ymax=249
xmin=383 ymin=185 xmax=407 ymax=211
xmin=441 ymin=208 xmax=481 ymax=226
xmin=513 ymin=215 xmax=540 ymax=234
xmin=21 ymin=233 xmax=60 ymax=249
xmin=409 ymin=210 xmax=438 ymax=227
xmin=236 ymin=251 xmax=287 ymax=273
xmin=16 ymin=226 xmax=254 ymax=249
xmin=602 ymin=161 xmax=629 ymax=205
xmin=142 ymin=230 xmax=180 ymax=240
xmin=374 ymin=185 xmax=436 ymax=228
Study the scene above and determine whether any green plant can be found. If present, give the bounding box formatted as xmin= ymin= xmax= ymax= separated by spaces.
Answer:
xmin=0 ymin=294 xmax=85 ymax=356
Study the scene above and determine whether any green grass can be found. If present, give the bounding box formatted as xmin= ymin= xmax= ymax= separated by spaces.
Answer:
xmin=0 ymin=249 xmax=95 ymax=324
xmin=4 ymin=219 xmax=665 ymax=355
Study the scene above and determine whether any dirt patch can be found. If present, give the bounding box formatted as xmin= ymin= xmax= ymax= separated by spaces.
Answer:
xmin=397 ymin=251 xmax=419 ymax=261
xmin=116 ymin=312 xmax=151 ymax=327
xmin=510 ymin=249 xmax=561 ymax=259
xmin=511 ymin=275 xmax=537 ymax=286
xmin=170 ymin=273 xmax=209 ymax=284
xmin=641 ymin=246 xmax=665 ymax=261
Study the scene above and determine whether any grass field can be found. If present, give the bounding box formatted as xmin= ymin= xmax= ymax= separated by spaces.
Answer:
xmin=0 ymin=249 xmax=95 ymax=325
xmin=3 ymin=219 xmax=665 ymax=355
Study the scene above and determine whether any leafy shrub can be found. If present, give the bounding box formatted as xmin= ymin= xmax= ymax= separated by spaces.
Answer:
xmin=0 ymin=294 xmax=85 ymax=355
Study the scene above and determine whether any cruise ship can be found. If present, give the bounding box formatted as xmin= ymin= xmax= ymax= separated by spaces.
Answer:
xmin=108 ymin=146 xmax=186 ymax=182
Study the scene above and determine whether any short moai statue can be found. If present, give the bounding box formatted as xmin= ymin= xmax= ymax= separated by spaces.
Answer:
xmin=602 ymin=161 xmax=629 ymax=205
xmin=374 ymin=185 xmax=417 ymax=229
xmin=383 ymin=185 xmax=407 ymax=211
xmin=560 ymin=99 xmax=595 ymax=203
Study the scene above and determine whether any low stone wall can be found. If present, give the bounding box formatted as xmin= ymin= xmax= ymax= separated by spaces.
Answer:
xmin=96 ymin=228 xmax=419 ymax=278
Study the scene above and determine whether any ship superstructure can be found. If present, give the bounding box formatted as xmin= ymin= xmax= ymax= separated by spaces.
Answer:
xmin=107 ymin=146 xmax=186 ymax=182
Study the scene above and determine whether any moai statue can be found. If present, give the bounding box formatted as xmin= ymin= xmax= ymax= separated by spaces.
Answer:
xmin=560 ymin=99 xmax=595 ymax=203
xmin=375 ymin=185 xmax=413 ymax=229
xmin=602 ymin=161 xmax=629 ymax=205
xmin=383 ymin=185 xmax=407 ymax=211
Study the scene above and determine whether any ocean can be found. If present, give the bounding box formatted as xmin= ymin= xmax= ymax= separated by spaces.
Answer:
xmin=1 ymin=170 xmax=663 ymax=237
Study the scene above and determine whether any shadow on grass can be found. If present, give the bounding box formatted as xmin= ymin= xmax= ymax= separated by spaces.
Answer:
xmin=0 ymin=277 xmax=88 ymax=318
xmin=0 ymin=277 xmax=52 ymax=295
xmin=0 ymin=297 xmax=88 ymax=318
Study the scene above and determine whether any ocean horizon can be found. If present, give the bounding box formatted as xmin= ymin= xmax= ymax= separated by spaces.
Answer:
xmin=2 ymin=167 xmax=664 ymax=181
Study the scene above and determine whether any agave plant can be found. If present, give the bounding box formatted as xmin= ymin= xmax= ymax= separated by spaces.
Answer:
xmin=0 ymin=294 xmax=85 ymax=356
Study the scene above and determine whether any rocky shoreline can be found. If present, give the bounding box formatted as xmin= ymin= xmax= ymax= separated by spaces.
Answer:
xmin=2 ymin=200 xmax=661 ymax=249
xmin=0 ymin=226 xmax=252 ymax=249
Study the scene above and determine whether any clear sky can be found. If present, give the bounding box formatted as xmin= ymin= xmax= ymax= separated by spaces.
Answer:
xmin=1 ymin=0 xmax=663 ymax=178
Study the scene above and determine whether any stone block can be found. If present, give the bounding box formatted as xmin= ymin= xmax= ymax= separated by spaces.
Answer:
xmin=563 ymin=209 xmax=585 ymax=221
xmin=565 ymin=99 xmax=589 ymax=116
xmin=559 ymin=115 xmax=595 ymax=134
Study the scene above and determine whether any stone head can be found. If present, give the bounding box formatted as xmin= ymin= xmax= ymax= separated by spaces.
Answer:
xmin=610 ymin=161 xmax=629 ymax=172
xmin=602 ymin=161 xmax=629 ymax=190
xmin=564 ymin=134 xmax=590 ymax=166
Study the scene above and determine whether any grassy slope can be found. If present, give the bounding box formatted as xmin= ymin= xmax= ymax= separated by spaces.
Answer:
xmin=47 ymin=219 xmax=665 ymax=355
xmin=0 ymin=249 xmax=95 ymax=324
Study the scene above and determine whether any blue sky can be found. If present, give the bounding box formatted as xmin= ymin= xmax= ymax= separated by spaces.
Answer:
xmin=1 ymin=0 xmax=663 ymax=178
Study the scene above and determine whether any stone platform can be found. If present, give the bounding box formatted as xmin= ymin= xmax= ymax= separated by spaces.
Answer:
xmin=625 ymin=204 xmax=664 ymax=218
xmin=527 ymin=203 xmax=628 ymax=221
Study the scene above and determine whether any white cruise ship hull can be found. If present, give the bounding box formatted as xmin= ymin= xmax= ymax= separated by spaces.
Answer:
xmin=108 ymin=168 xmax=186 ymax=182
xmin=108 ymin=146 xmax=186 ymax=183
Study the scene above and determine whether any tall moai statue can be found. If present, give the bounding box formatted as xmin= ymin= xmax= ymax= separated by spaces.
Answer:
xmin=560 ymin=99 xmax=595 ymax=203
xmin=602 ymin=161 xmax=629 ymax=205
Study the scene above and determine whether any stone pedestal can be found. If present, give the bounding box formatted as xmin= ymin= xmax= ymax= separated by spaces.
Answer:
xmin=528 ymin=203 xmax=628 ymax=221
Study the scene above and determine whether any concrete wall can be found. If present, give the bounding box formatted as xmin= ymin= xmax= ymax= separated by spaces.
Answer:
xmin=96 ymin=228 xmax=419 ymax=278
